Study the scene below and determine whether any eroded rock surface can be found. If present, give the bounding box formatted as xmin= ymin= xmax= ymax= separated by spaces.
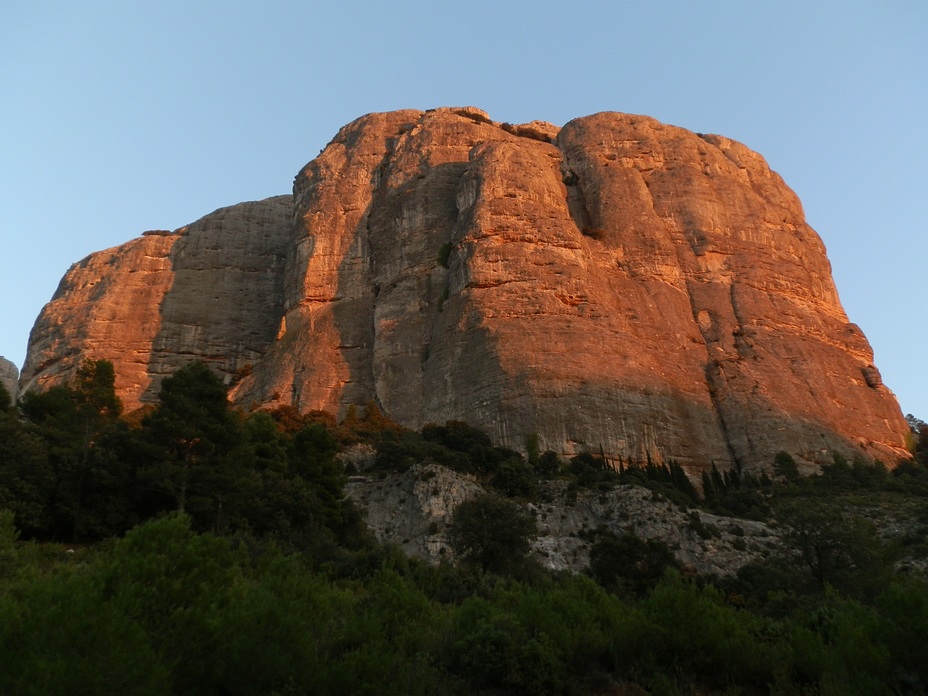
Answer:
xmin=345 ymin=463 xmax=776 ymax=576
xmin=0 ymin=357 xmax=17 ymax=403
xmin=22 ymin=108 xmax=909 ymax=471
xmin=21 ymin=196 xmax=292 ymax=407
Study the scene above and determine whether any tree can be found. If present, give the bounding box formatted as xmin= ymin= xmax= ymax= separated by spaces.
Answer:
xmin=0 ymin=380 xmax=12 ymax=412
xmin=17 ymin=360 xmax=126 ymax=541
xmin=491 ymin=453 xmax=536 ymax=498
xmin=535 ymin=450 xmax=561 ymax=478
xmin=906 ymin=413 xmax=928 ymax=465
xmin=589 ymin=531 xmax=678 ymax=597
xmin=524 ymin=432 xmax=540 ymax=468
xmin=570 ymin=451 xmax=610 ymax=487
xmin=448 ymin=494 xmax=536 ymax=574
xmin=773 ymin=450 xmax=800 ymax=482
xmin=0 ymin=403 xmax=52 ymax=537
xmin=422 ymin=420 xmax=496 ymax=473
xmin=141 ymin=362 xmax=250 ymax=530
xmin=774 ymin=500 xmax=897 ymax=600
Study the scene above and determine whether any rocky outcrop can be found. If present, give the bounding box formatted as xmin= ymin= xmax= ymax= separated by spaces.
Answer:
xmin=21 ymin=108 xmax=910 ymax=472
xmin=0 ymin=357 xmax=17 ymax=403
xmin=20 ymin=196 xmax=292 ymax=407
xmin=345 ymin=463 xmax=776 ymax=576
xmin=346 ymin=463 xmax=484 ymax=563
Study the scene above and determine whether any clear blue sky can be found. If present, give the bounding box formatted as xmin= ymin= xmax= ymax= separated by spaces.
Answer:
xmin=2 ymin=1 xmax=926 ymax=419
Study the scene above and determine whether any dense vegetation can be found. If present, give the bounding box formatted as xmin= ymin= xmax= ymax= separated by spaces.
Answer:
xmin=1 ymin=362 xmax=927 ymax=695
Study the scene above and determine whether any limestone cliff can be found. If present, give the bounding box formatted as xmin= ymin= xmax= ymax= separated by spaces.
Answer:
xmin=345 ymin=463 xmax=776 ymax=576
xmin=20 ymin=197 xmax=292 ymax=406
xmin=20 ymin=108 xmax=910 ymax=471
xmin=0 ymin=357 xmax=17 ymax=403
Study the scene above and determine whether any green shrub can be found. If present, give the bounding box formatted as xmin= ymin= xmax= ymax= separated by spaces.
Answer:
xmin=589 ymin=531 xmax=677 ymax=597
xmin=437 ymin=242 xmax=452 ymax=268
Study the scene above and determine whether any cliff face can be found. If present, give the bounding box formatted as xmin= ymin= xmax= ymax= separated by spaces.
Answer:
xmin=20 ymin=197 xmax=292 ymax=406
xmin=0 ymin=357 xmax=17 ymax=403
xmin=345 ymin=463 xmax=775 ymax=575
xmin=21 ymin=108 xmax=910 ymax=471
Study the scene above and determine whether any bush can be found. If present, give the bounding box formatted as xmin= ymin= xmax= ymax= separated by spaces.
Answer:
xmin=589 ymin=531 xmax=677 ymax=597
xmin=437 ymin=242 xmax=452 ymax=268
xmin=0 ymin=569 xmax=170 ymax=695
xmin=773 ymin=450 xmax=800 ymax=481
xmin=535 ymin=450 xmax=561 ymax=478
xmin=492 ymin=456 xmax=537 ymax=498
xmin=449 ymin=611 xmax=565 ymax=694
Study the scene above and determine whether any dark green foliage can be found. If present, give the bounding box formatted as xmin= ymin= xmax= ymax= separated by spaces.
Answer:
xmin=569 ymin=451 xmax=613 ymax=488
xmin=491 ymin=454 xmax=537 ymax=497
xmin=535 ymin=449 xmax=561 ymax=477
xmin=524 ymin=431 xmax=540 ymax=468
xmin=617 ymin=572 xmax=775 ymax=692
xmin=0 ymin=407 xmax=52 ymax=537
xmin=637 ymin=457 xmax=699 ymax=503
xmin=341 ymin=400 xmax=406 ymax=443
xmin=588 ymin=531 xmax=678 ymax=597
xmin=779 ymin=500 xmax=897 ymax=601
xmin=238 ymin=414 xmax=355 ymax=553
xmin=875 ymin=575 xmax=928 ymax=692
xmin=700 ymin=460 xmax=770 ymax=518
xmin=773 ymin=450 xmax=801 ymax=481
xmin=449 ymin=611 xmax=566 ymax=694
xmin=373 ymin=427 xmax=466 ymax=472
xmin=732 ymin=499 xmax=899 ymax=613
xmin=16 ymin=359 xmax=130 ymax=541
xmin=0 ymin=380 xmax=12 ymax=412
xmin=141 ymin=362 xmax=247 ymax=523
xmin=448 ymin=494 xmax=536 ymax=574
xmin=282 ymin=422 xmax=368 ymax=550
xmin=3 ymin=378 xmax=928 ymax=694
xmin=101 ymin=514 xmax=240 ymax=693
xmin=1 ymin=506 xmax=926 ymax=695
xmin=0 ymin=565 xmax=171 ymax=695
xmin=819 ymin=454 xmax=890 ymax=489
xmin=73 ymin=358 xmax=122 ymax=419
xmin=610 ymin=457 xmax=702 ymax=508
xmin=437 ymin=241 xmax=452 ymax=268
xmin=889 ymin=456 xmax=928 ymax=495
xmin=0 ymin=509 xmax=18 ymax=579
xmin=422 ymin=420 xmax=497 ymax=473
xmin=3 ymin=361 xmax=361 ymax=552
xmin=909 ymin=413 xmax=928 ymax=466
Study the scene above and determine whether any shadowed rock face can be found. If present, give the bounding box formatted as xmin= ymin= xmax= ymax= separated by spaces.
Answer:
xmin=0 ymin=357 xmax=17 ymax=403
xmin=21 ymin=108 xmax=910 ymax=471
xmin=20 ymin=196 xmax=292 ymax=406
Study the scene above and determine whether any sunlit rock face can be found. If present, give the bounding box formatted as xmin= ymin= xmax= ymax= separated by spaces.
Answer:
xmin=20 ymin=196 xmax=292 ymax=406
xmin=21 ymin=108 xmax=910 ymax=472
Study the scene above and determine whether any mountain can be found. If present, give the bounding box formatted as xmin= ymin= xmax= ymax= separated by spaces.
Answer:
xmin=0 ymin=357 xmax=17 ymax=403
xmin=19 ymin=107 xmax=909 ymax=472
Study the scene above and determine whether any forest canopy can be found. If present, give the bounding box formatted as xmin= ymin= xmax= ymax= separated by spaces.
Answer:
xmin=2 ymin=361 xmax=927 ymax=695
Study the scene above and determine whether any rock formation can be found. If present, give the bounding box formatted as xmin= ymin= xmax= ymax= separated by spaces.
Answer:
xmin=0 ymin=356 xmax=17 ymax=403
xmin=20 ymin=107 xmax=910 ymax=472
xmin=20 ymin=197 xmax=292 ymax=406
xmin=345 ymin=462 xmax=776 ymax=576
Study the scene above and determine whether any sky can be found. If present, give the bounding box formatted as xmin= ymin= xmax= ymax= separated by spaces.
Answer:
xmin=1 ymin=1 xmax=926 ymax=418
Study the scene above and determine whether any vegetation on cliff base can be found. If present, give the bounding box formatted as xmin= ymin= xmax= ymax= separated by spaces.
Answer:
xmin=1 ymin=362 xmax=928 ymax=695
